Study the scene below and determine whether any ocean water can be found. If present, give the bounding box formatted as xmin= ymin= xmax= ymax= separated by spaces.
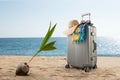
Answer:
xmin=0 ymin=37 xmax=120 ymax=56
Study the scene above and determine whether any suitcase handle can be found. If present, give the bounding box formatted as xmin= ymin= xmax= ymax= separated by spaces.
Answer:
xmin=93 ymin=40 xmax=96 ymax=53
xmin=81 ymin=13 xmax=91 ymax=21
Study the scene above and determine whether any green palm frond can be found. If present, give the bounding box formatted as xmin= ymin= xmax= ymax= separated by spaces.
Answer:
xmin=42 ymin=41 xmax=56 ymax=51
xmin=40 ymin=23 xmax=56 ymax=51
xmin=28 ymin=22 xmax=57 ymax=63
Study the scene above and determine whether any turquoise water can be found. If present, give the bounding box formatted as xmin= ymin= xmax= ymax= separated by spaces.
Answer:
xmin=0 ymin=37 xmax=120 ymax=56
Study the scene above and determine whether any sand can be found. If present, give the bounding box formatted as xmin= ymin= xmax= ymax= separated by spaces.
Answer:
xmin=0 ymin=56 xmax=120 ymax=80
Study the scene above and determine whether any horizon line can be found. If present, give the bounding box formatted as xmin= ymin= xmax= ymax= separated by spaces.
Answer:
xmin=0 ymin=36 xmax=114 ymax=38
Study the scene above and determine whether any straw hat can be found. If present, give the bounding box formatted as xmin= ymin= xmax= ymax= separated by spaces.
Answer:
xmin=63 ymin=20 xmax=79 ymax=35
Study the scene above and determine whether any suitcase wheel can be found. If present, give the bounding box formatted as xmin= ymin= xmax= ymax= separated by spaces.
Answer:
xmin=84 ymin=66 xmax=91 ymax=72
xmin=65 ymin=64 xmax=70 ymax=68
xmin=93 ymin=64 xmax=97 ymax=69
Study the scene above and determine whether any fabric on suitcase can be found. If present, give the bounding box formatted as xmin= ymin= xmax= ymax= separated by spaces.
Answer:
xmin=72 ymin=23 xmax=87 ymax=42
xmin=78 ymin=24 xmax=87 ymax=42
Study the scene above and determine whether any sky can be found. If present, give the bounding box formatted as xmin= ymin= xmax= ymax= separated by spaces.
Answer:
xmin=0 ymin=0 xmax=120 ymax=38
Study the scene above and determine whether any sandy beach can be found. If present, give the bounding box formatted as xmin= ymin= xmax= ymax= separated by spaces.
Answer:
xmin=0 ymin=56 xmax=120 ymax=80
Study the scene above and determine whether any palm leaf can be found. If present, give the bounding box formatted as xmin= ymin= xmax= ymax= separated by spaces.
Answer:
xmin=39 ymin=21 xmax=51 ymax=50
xmin=42 ymin=41 xmax=56 ymax=51
xmin=28 ymin=22 xmax=57 ymax=63
xmin=40 ymin=23 xmax=57 ymax=51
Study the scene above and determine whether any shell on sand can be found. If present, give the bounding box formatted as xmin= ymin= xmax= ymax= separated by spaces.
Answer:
xmin=16 ymin=62 xmax=29 ymax=75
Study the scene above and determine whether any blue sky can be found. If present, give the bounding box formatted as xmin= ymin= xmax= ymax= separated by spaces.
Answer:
xmin=0 ymin=0 xmax=120 ymax=38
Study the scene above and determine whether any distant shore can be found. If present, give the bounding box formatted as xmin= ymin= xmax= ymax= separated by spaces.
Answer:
xmin=0 ymin=56 xmax=120 ymax=80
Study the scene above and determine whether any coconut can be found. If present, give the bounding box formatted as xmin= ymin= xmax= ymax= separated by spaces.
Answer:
xmin=16 ymin=62 xmax=29 ymax=75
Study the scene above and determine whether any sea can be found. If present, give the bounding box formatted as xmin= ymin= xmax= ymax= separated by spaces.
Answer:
xmin=0 ymin=37 xmax=120 ymax=56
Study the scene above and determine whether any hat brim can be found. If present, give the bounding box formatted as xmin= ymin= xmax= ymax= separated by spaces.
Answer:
xmin=63 ymin=25 xmax=78 ymax=35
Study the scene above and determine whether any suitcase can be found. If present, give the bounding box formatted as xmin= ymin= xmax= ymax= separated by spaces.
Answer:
xmin=65 ymin=13 xmax=97 ymax=72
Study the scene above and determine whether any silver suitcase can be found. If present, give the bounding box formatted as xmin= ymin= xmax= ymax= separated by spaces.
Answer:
xmin=65 ymin=13 xmax=97 ymax=72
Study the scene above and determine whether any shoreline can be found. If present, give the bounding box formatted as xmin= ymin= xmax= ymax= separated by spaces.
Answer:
xmin=1 ymin=55 xmax=120 ymax=57
xmin=0 ymin=56 xmax=120 ymax=80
